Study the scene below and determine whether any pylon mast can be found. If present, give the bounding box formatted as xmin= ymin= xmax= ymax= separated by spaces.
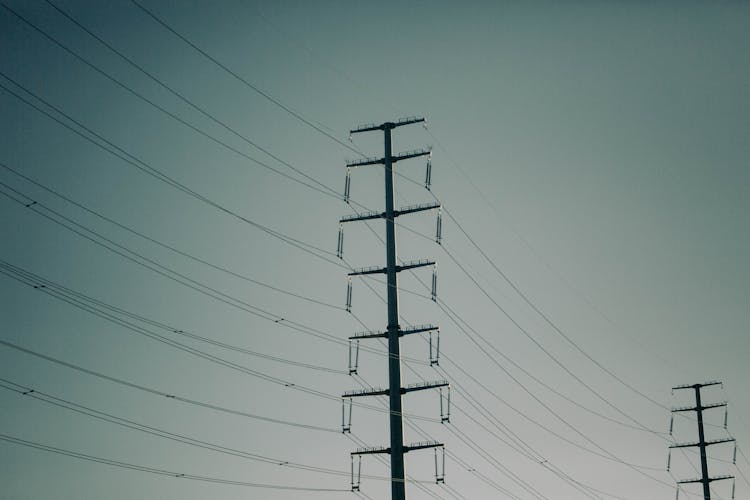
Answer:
xmin=670 ymin=381 xmax=735 ymax=500
xmin=341 ymin=117 xmax=446 ymax=499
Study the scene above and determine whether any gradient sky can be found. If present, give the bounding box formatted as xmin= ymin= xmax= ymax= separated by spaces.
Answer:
xmin=1 ymin=1 xmax=748 ymax=499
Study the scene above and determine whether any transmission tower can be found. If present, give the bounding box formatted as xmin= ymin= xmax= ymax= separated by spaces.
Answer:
xmin=668 ymin=381 xmax=736 ymax=500
xmin=338 ymin=117 xmax=448 ymax=499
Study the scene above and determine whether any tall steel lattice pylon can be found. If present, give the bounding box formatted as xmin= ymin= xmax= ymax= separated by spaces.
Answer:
xmin=668 ymin=381 xmax=737 ymax=500
xmin=339 ymin=117 xmax=448 ymax=499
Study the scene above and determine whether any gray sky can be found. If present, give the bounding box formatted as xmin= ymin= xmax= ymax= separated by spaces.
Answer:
xmin=1 ymin=1 xmax=748 ymax=499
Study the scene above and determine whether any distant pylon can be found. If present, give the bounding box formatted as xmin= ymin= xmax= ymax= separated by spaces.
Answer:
xmin=669 ymin=381 xmax=736 ymax=500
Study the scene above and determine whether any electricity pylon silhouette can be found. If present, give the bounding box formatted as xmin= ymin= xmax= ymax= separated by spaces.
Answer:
xmin=669 ymin=381 xmax=736 ymax=500
xmin=338 ymin=117 xmax=447 ymax=499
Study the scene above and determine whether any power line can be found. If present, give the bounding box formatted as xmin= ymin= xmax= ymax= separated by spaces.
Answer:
xmin=342 ymin=161 xmax=668 ymax=445
xmin=420 ymin=265 xmax=667 ymax=435
xmin=0 ymin=263 xmax=318 ymax=391
xmin=2 ymin=2 xmax=435 ymax=249
xmin=0 ymin=377 xmax=437 ymax=484
xmin=349 ymin=241 xmax=649 ymax=498
xmin=369 ymin=263 xmax=678 ymax=495
xmin=0 ymin=74 xmax=437 ymax=309
xmin=40 ymin=0 xmax=673 ymax=440
xmin=0 ymin=432 xmax=350 ymax=492
xmin=0 ymin=185 xmax=332 ymax=332
xmin=411 ymin=131 xmax=700 ymax=444
xmin=431 ymin=366 xmax=646 ymax=500
xmin=424 ymin=123 xmax=688 ymax=400
xmin=435 ymin=237 xmax=660 ymax=435
xmin=734 ymin=447 xmax=750 ymax=491
xmin=444 ymin=425 xmax=552 ymax=500
xmin=0 ymin=262 xmax=439 ymax=423
xmin=340 ymin=119 xmax=443 ymax=500
xmin=435 ymin=293 xmax=670 ymax=472
xmin=1 ymin=246 xmax=700 ymax=496
xmin=344 ymin=433 xmax=451 ymax=500
xmin=0 ymin=188 xmax=429 ymax=367
xmin=396 ymin=270 xmax=718 ymax=498
xmin=0 ymin=338 xmax=338 ymax=433
xmin=1 ymin=168 xmax=668 ymax=492
xmin=390 ymin=259 xmax=670 ymax=473
xmin=247 ymin=2 xmax=402 ymax=117
xmin=0 ymin=1 xmax=342 ymax=203
xmin=351 ymin=350 xmax=533 ymax=500
xmin=5 ymin=7 xmax=720 ymax=496
xmin=405 ymin=132 xmax=698 ymax=445
xmin=412 ymin=254 xmax=670 ymax=455
xmin=348 ymin=232 xmax=651 ymax=498
xmin=0 ymin=161 xmax=343 ymax=311
xmin=0 ymin=4 xmax=724 ymax=500
xmin=351 ymin=303 xmax=585 ymax=500
xmin=0 ymin=74 xmax=345 ymax=269
xmin=0 ymin=13 xmax=444 ymax=306
xmin=126 ymin=0 xmax=363 ymax=158
xmin=0 ymin=256 xmax=344 ymax=374
xmin=40 ymin=0 xmax=368 ymax=207
xmin=541 ymin=461 xmax=629 ymax=500
xmin=352 ymin=369 xmax=550 ymax=500
xmin=343 ymin=308 xmax=524 ymax=500
xmin=439 ymin=198 xmax=670 ymax=412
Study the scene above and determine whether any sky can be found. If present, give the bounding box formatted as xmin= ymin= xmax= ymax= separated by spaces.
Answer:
xmin=1 ymin=1 xmax=748 ymax=499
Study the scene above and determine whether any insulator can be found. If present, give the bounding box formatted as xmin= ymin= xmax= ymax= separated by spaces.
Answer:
xmin=435 ymin=209 xmax=442 ymax=245
xmin=431 ymin=267 xmax=438 ymax=302
xmin=429 ymin=330 xmax=440 ymax=366
xmin=337 ymin=224 xmax=344 ymax=259
xmin=439 ymin=386 xmax=451 ymax=423
xmin=731 ymin=478 xmax=735 ymax=500
xmin=425 ymin=159 xmax=432 ymax=190
xmin=439 ymin=388 xmax=444 ymax=422
xmin=344 ymin=168 xmax=351 ymax=203
xmin=350 ymin=454 xmax=361 ymax=491
xmin=341 ymin=399 xmax=346 ymax=432
xmin=346 ymin=278 xmax=352 ymax=313
xmin=348 ymin=340 xmax=353 ymax=375
xmin=733 ymin=442 xmax=737 ymax=464
xmin=669 ymin=414 xmax=674 ymax=435
xmin=675 ymin=487 xmax=680 ymax=500
xmin=429 ymin=331 xmax=432 ymax=362
xmin=434 ymin=447 xmax=445 ymax=483
xmin=348 ymin=340 xmax=360 ymax=375
xmin=354 ymin=340 xmax=360 ymax=373
xmin=342 ymin=397 xmax=353 ymax=433
xmin=667 ymin=449 xmax=671 ymax=471
xmin=724 ymin=406 xmax=728 ymax=429
xmin=436 ymin=332 xmax=440 ymax=365
xmin=434 ymin=448 xmax=438 ymax=481
xmin=433 ymin=446 xmax=445 ymax=484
